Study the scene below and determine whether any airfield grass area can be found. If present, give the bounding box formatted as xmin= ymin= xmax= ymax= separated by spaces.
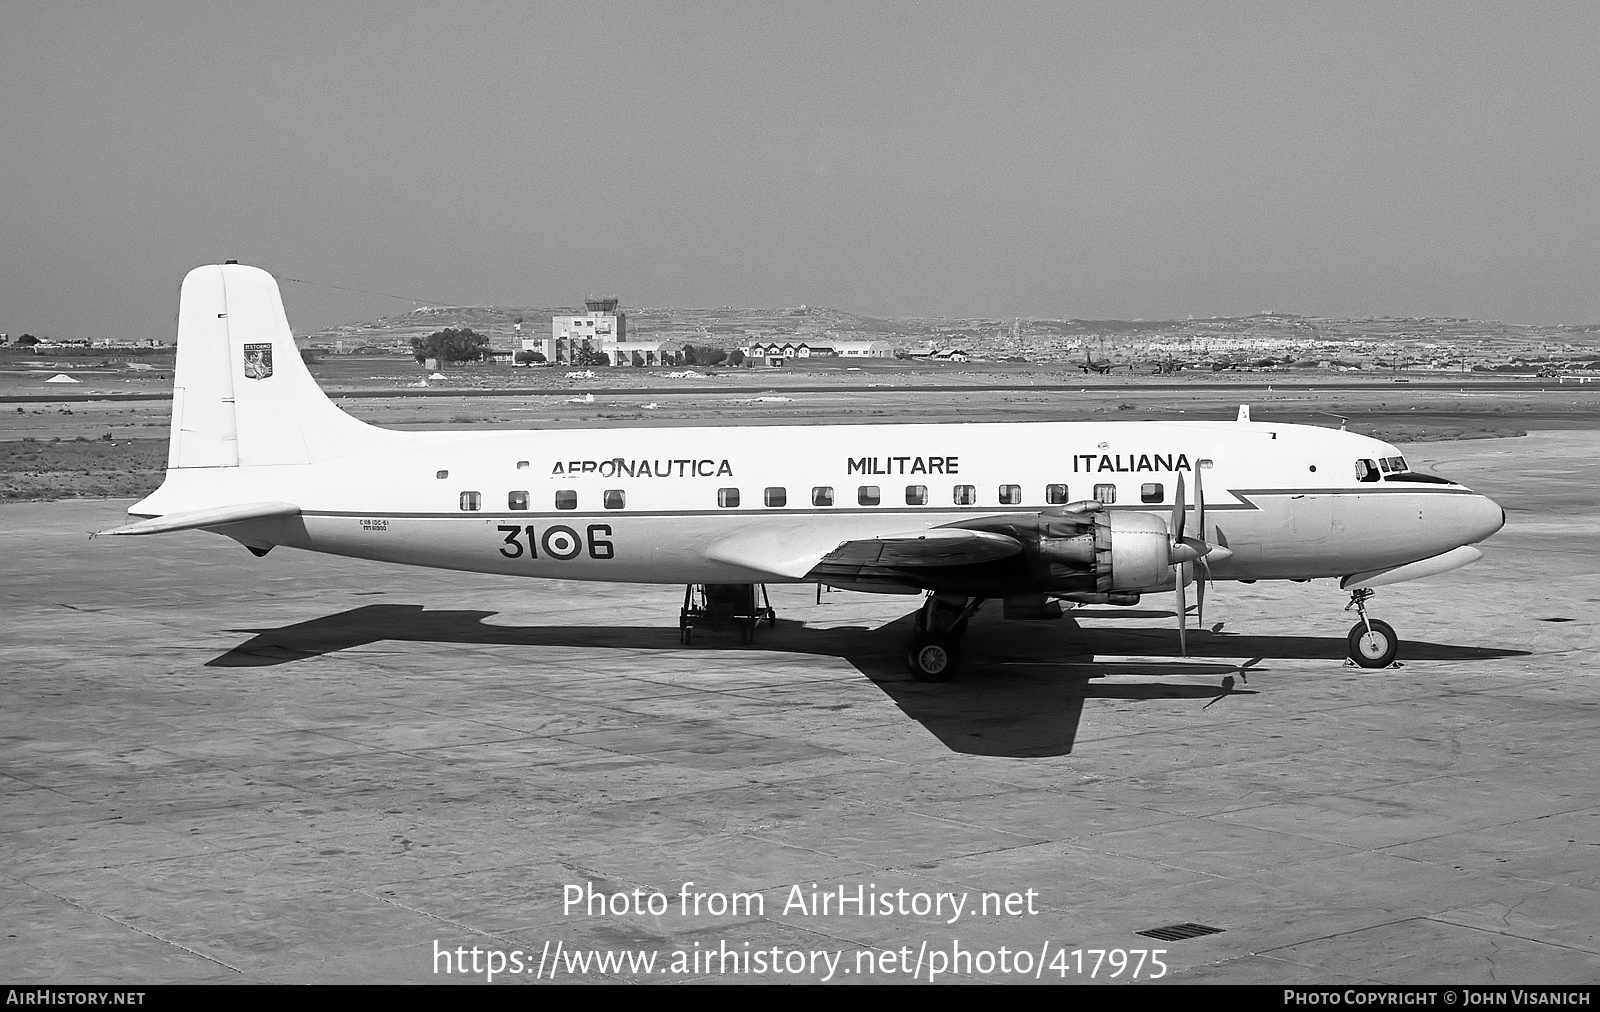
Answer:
xmin=0 ymin=437 xmax=166 ymax=501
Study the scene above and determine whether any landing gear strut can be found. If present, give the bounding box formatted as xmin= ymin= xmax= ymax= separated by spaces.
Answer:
xmin=1344 ymin=588 xmax=1399 ymax=668
xmin=905 ymin=595 xmax=983 ymax=681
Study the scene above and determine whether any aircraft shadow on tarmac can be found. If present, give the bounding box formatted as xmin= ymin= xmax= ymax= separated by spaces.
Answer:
xmin=208 ymin=604 xmax=1527 ymax=758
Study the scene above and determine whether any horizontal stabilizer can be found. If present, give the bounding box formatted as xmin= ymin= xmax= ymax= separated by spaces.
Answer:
xmin=99 ymin=501 xmax=301 ymax=537
xmin=1340 ymin=545 xmax=1483 ymax=590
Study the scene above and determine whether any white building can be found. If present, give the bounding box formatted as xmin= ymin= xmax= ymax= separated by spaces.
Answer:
xmin=744 ymin=341 xmax=826 ymax=359
xmin=831 ymin=341 xmax=895 ymax=358
xmin=541 ymin=297 xmax=627 ymax=364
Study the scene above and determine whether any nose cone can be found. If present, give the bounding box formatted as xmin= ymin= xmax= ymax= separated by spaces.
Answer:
xmin=1463 ymin=493 xmax=1505 ymax=545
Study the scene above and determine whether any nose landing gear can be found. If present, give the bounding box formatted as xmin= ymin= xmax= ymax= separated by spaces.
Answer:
xmin=1344 ymin=588 xmax=1400 ymax=668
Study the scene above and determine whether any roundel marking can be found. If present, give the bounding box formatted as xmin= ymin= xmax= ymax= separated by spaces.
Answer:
xmin=541 ymin=525 xmax=582 ymax=560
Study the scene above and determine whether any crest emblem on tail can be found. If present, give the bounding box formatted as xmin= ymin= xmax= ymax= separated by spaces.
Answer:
xmin=243 ymin=343 xmax=273 ymax=379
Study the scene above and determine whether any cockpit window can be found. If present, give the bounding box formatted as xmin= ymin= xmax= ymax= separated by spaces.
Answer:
xmin=1355 ymin=459 xmax=1380 ymax=483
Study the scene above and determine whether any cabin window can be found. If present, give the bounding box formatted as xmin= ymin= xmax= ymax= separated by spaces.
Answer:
xmin=1045 ymin=483 xmax=1069 ymax=504
xmin=812 ymin=486 xmax=834 ymax=507
xmin=718 ymin=488 xmax=741 ymax=508
xmin=1355 ymin=459 xmax=1380 ymax=483
xmin=1141 ymin=483 xmax=1163 ymax=503
xmin=603 ymin=489 xmax=625 ymax=510
xmin=764 ymin=487 xmax=787 ymax=507
xmin=555 ymin=490 xmax=578 ymax=510
xmin=516 ymin=460 xmax=529 ymax=470
xmin=436 ymin=470 xmax=449 ymax=479
xmin=858 ymin=485 xmax=881 ymax=506
xmin=508 ymin=490 xmax=529 ymax=511
xmin=998 ymin=484 xmax=1021 ymax=505
xmin=459 ymin=491 xmax=481 ymax=511
xmin=953 ymin=484 xmax=977 ymax=506
xmin=1094 ymin=483 xmax=1117 ymax=504
xmin=905 ymin=485 xmax=928 ymax=506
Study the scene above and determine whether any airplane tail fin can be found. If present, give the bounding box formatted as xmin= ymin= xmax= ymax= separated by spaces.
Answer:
xmin=167 ymin=263 xmax=387 ymax=469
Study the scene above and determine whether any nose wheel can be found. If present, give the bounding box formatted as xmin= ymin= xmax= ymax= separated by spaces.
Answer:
xmin=1344 ymin=589 xmax=1400 ymax=668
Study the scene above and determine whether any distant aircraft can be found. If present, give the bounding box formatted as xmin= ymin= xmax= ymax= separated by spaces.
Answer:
xmin=1077 ymin=342 xmax=1117 ymax=374
xmin=103 ymin=264 xmax=1506 ymax=679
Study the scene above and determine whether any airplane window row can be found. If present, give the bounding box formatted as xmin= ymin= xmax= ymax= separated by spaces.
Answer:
xmin=715 ymin=485 xmax=1087 ymax=508
xmin=460 ymin=490 xmax=632 ymax=511
xmin=459 ymin=483 xmax=1151 ymax=512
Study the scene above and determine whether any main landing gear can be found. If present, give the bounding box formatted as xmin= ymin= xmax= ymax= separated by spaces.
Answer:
xmin=1344 ymin=588 xmax=1400 ymax=668
xmin=904 ymin=594 xmax=983 ymax=682
xmin=679 ymin=584 xmax=776 ymax=645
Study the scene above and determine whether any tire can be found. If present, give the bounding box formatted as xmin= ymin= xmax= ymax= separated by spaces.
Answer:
xmin=906 ymin=634 xmax=959 ymax=682
xmin=1348 ymin=619 xmax=1398 ymax=668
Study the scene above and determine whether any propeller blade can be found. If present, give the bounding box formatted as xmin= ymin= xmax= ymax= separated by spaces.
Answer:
xmin=1192 ymin=466 xmax=1211 ymax=627
xmin=1175 ymin=562 xmax=1188 ymax=657
xmin=1171 ymin=469 xmax=1186 ymax=545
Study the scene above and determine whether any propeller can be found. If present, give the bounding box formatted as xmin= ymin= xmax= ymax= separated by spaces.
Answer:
xmin=1169 ymin=467 xmax=1231 ymax=656
xmin=1194 ymin=465 xmax=1213 ymax=626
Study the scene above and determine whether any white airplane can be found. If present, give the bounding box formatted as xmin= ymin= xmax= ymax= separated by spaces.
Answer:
xmin=103 ymin=263 xmax=1506 ymax=680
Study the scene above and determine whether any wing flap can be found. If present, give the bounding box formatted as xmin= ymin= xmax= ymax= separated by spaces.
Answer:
xmin=98 ymin=501 xmax=301 ymax=537
xmin=820 ymin=528 xmax=1023 ymax=567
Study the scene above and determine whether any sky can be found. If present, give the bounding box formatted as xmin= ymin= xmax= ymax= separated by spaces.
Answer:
xmin=3 ymin=1 xmax=1597 ymax=340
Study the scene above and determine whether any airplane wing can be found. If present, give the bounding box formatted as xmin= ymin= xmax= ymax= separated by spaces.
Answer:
xmin=97 ymin=502 xmax=302 ymax=537
xmin=703 ymin=522 xmax=1023 ymax=580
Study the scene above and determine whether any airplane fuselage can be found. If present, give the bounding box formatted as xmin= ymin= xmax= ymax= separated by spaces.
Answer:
xmin=134 ymin=418 xmax=1505 ymax=591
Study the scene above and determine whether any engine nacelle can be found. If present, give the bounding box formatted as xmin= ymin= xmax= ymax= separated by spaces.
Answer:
xmin=1028 ymin=510 xmax=1172 ymax=592
xmin=1102 ymin=511 xmax=1173 ymax=591
xmin=957 ymin=506 xmax=1176 ymax=594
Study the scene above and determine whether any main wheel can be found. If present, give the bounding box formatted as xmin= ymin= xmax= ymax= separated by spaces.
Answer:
xmin=1347 ymin=618 xmax=1398 ymax=668
xmin=906 ymin=634 xmax=959 ymax=682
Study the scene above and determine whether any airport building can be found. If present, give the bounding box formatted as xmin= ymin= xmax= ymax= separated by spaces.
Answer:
xmin=742 ymin=340 xmax=898 ymax=362
xmin=531 ymin=297 xmax=628 ymax=365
